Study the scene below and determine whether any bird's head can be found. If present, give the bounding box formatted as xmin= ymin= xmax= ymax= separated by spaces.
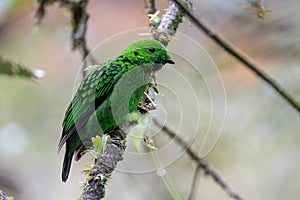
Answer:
xmin=121 ymin=39 xmax=175 ymax=71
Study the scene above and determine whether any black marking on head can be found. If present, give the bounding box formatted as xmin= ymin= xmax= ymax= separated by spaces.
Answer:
xmin=133 ymin=51 xmax=139 ymax=56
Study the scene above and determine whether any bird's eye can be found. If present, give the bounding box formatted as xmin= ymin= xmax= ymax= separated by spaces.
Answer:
xmin=147 ymin=47 xmax=155 ymax=53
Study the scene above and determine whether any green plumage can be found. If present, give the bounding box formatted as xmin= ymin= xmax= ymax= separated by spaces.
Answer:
xmin=58 ymin=39 xmax=174 ymax=182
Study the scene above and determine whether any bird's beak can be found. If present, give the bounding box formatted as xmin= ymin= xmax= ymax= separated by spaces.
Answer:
xmin=165 ymin=58 xmax=175 ymax=64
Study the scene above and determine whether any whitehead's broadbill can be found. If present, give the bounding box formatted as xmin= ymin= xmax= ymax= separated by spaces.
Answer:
xmin=58 ymin=39 xmax=175 ymax=182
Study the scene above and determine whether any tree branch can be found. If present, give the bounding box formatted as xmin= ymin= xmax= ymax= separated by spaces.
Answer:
xmin=35 ymin=0 xmax=97 ymax=78
xmin=153 ymin=119 xmax=243 ymax=200
xmin=60 ymin=0 xmax=97 ymax=77
xmin=80 ymin=131 xmax=126 ymax=200
xmin=172 ymin=0 xmax=300 ymax=114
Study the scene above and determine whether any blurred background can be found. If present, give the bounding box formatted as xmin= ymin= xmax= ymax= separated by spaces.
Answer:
xmin=0 ymin=0 xmax=299 ymax=199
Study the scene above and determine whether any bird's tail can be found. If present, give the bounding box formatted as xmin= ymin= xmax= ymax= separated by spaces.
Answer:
xmin=61 ymin=151 xmax=74 ymax=182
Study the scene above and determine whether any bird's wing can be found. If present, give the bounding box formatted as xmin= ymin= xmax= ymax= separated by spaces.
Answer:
xmin=58 ymin=61 xmax=123 ymax=151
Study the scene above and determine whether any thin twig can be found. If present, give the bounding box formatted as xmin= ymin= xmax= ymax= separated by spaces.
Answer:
xmin=153 ymin=118 xmax=243 ymax=200
xmin=188 ymin=164 xmax=201 ymax=200
xmin=172 ymin=0 xmax=300 ymax=114
xmin=61 ymin=0 xmax=97 ymax=77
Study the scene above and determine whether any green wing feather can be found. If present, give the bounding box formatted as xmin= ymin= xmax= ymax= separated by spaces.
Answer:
xmin=58 ymin=60 xmax=123 ymax=151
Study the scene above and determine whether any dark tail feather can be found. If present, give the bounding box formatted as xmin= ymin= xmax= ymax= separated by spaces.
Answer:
xmin=62 ymin=151 xmax=74 ymax=182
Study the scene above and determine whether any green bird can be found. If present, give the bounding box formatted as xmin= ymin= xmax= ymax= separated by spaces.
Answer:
xmin=58 ymin=39 xmax=175 ymax=182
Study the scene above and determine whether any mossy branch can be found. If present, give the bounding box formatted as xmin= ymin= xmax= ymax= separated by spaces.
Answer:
xmin=35 ymin=0 xmax=97 ymax=78
xmin=151 ymin=2 xmax=185 ymax=46
xmin=80 ymin=132 xmax=126 ymax=200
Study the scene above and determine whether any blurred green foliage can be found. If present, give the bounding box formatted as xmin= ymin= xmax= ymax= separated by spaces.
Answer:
xmin=0 ymin=55 xmax=37 ymax=79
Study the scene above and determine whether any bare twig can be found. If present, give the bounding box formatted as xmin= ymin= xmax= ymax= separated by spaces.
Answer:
xmin=188 ymin=164 xmax=201 ymax=200
xmin=172 ymin=0 xmax=300 ymax=114
xmin=60 ymin=0 xmax=97 ymax=77
xmin=153 ymin=119 xmax=243 ymax=200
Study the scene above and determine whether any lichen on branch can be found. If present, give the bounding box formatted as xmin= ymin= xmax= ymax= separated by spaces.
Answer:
xmin=80 ymin=132 xmax=126 ymax=200
xmin=151 ymin=0 xmax=192 ymax=46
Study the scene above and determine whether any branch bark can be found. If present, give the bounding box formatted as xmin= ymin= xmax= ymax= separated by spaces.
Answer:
xmin=80 ymin=131 xmax=126 ymax=200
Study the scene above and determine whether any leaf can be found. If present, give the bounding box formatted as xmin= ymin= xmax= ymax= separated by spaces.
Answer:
xmin=148 ymin=11 xmax=161 ymax=27
xmin=91 ymin=135 xmax=103 ymax=154
xmin=81 ymin=165 xmax=92 ymax=176
xmin=101 ymin=134 xmax=111 ymax=152
xmin=84 ymin=164 xmax=92 ymax=170
xmin=91 ymin=135 xmax=111 ymax=154
xmin=0 ymin=55 xmax=45 ymax=79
